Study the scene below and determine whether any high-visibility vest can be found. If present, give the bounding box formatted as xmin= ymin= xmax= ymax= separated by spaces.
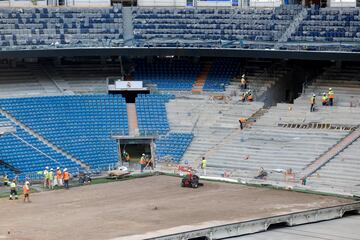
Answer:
xmin=23 ymin=185 xmax=30 ymax=194
xmin=140 ymin=157 xmax=146 ymax=165
xmin=56 ymin=170 xmax=62 ymax=179
xmin=49 ymin=171 xmax=54 ymax=180
xmin=322 ymin=96 xmax=328 ymax=103
xmin=10 ymin=182 xmax=16 ymax=189
xmin=201 ymin=159 xmax=207 ymax=168
xmin=44 ymin=170 xmax=49 ymax=179
xmin=63 ymin=172 xmax=70 ymax=181
xmin=310 ymin=96 xmax=315 ymax=104
xmin=328 ymin=90 xmax=334 ymax=99
xmin=241 ymin=78 xmax=246 ymax=84
xmin=247 ymin=94 xmax=253 ymax=101
xmin=239 ymin=118 xmax=246 ymax=123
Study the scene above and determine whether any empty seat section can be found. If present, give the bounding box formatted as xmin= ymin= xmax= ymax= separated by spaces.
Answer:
xmin=133 ymin=58 xmax=200 ymax=90
xmin=203 ymin=58 xmax=240 ymax=92
xmin=0 ymin=95 xmax=128 ymax=170
xmin=156 ymin=132 xmax=193 ymax=163
xmin=135 ymin=94 xmax=174 ymax=135
xmin=0 ymin=6 xmax=124 ymax=51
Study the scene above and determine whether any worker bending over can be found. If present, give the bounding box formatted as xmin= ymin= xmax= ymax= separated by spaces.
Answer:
xmin=239 ymin=118 xmax=247 ymax=130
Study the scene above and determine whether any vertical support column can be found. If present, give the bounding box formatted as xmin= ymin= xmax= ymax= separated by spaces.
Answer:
xmin=150 ymin=139 xmax=156 ymax=168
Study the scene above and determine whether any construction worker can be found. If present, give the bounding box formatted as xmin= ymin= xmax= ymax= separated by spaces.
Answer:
xmin=43 ymin=166 xmax=49 ymax=188
xmin=23 ymin=181 xmax=30 ymax=203
xmin=3 ymin=174 xmax=9 ymax=186
xmin=240 ymin=93 xmax=246 ymax=102
xmin=9 ymin=179 xmax=18 ymax=200
xmin=246 ymin=90 xmax=253 ymax=102
xmin=49 ymin=168 xmax=54 ymax=190
xmin=239 ymin=118 xmax=246 ymax=130
xmin=63 ymin=168 xmax=70 ymax=189
xmin=322 ymin=92 xmax=328 ymax=106
xmin=240 ymin=74 xmax=247 ymax=90
xmin=122 ymin=150 xmax=130 ymax=162
xmin=310 ymin=94 xmax=316 ymax=112
xmin=200 ymin=157 xmax=207 ymax=176
xmin=139 ymin=154 xmax=146 ymax=172
xmin=328 ymin=88 xmax=334 ymax=106
xmin=55 ymin=167 xmax=63 ymax=187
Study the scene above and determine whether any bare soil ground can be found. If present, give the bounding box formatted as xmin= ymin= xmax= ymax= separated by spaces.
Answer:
xmin=0 ymin=175 xmax=353 ymax=240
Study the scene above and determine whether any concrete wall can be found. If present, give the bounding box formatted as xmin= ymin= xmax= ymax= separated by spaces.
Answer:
xmin=249 ymin=0 xmax=282 ymax=7
xmin=137 ymin=0 xmax=187 ymax=7
xmin=4 ymin=0 xmax=110 ymax=6
xmin=329 ymin=0 xmax=356 ymax=7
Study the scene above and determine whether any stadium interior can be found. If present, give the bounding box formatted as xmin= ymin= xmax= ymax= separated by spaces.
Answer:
xmin=0 ymin=0 xmax=359 ymax=239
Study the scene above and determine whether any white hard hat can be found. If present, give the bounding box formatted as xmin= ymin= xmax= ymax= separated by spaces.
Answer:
xmin=242 ymin=74 xmax=245 ymax=78
xmin=25 ymin=181 xmax=30 ymax=185
xmin=329 ymin=87 xmax=332 ymax=90
xmin=142 ymin=153 xmax=145 ymax=156
xmin=56 ymin=167 xmax=60 ymax=170
xmin=313 ymin=94 xmax=316 ymax=97
xmin=45 ymin=166 xmax=49 ymax=169
xmin=50 ymin=168 xmax=53 ymax=171
xmin=63 ymin=168 xmax=68 ymax=172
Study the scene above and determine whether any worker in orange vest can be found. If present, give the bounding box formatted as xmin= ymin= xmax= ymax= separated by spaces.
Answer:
xmin=328 ymin=88 xmax=334 ymax=106
xmin=63 ymin=168 xmax=70 ymax=189
xmin=23 ymin=181 xmax=30 ymax=203
xmin=239 ymin=118 xmax=247 ymax=130
xmin=246 ymin=90 xmax=253 ymax=102
xmin=55 ymin=167 xmax=63 ymax=187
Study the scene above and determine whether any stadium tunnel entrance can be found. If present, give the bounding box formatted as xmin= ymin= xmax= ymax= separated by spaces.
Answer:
xmin=112 ymin=135 xmax=156 ymax=167
xmin=110 ymin=90 xmax=150 ymax=103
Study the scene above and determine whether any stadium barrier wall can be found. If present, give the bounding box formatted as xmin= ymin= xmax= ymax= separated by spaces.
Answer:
xmin=329 ymin=0 xmax=356 ymax=7
xmin=249 ymin=0 xmax=282 ymax=7
xmin=137 ymin=0 xmax=187 ymax=7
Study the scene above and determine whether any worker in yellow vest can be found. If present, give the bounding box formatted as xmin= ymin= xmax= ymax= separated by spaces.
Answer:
xmin=43 ymin=166 xmax=49 ymax=188
xmin=200 ymin=157 xmax=207 ymax=176
xmin=322 ymin=93 xmax=328 ymax=106
xmin=9 ymin=179 xmax=18 ymax=200
xmin=240 ymin=74 xmax=247 ymax=90
xmin=310 ymin=94 xmax=316 ymax=112
xmin=139 ymin=153 xmax=146 ymax=172
xmin=328 ymin=88 xmax=334 ymax=106
xmin=49 ymin=168 xmax=54 ymax=190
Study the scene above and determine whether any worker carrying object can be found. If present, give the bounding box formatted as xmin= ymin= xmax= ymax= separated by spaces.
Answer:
xmin=310 ymin=94 xmax=316 ymax=112
xmin=239 ymin=118 xmax=247 ymax=130
xmin=322 ymin=93 xmax=328 ymax=106
xmin=23 ymin=181 xmax=30 ymax=203
xmin=328 ymin=88 xmax=334 ymax=106
xmin=9 ymin=179 xmax=18 ymax=200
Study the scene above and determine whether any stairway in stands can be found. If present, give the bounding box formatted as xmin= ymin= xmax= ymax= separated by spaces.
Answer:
xmin=191 ymin=61 xmax=211 ymax=94
xmin=301 ymin=127 xmax=360 ymax=179
xmin=0 ymin=109 xmax=90 ymax=171
xmin=126 ymin=103 xmax=139 ymax=136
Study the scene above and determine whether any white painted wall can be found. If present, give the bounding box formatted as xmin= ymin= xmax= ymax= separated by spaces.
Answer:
xmin=329 ymin=0 xmax=356 ymax=7
xmin=249 ymin=0 xmax=281 ymax=7
xmin=137 ymin=0 xmax=187 ymax=6
xmin=71 ymin=0 xmax=111 ymax=7
xmin=196 ymin=0 xmax=233 ymax=7
xmin=8 ymin=0 xmax=47 ymax=7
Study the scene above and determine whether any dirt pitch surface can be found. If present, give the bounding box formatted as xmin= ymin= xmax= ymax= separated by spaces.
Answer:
xmin=0 ymin=175 xmax=353 ymax=240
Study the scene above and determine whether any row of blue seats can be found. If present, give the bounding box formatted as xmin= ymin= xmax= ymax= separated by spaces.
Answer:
xmin=156 ymin=133 xmax=193 ymax=163
xmin=0 ymin=95 xmax=128 ymax=169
